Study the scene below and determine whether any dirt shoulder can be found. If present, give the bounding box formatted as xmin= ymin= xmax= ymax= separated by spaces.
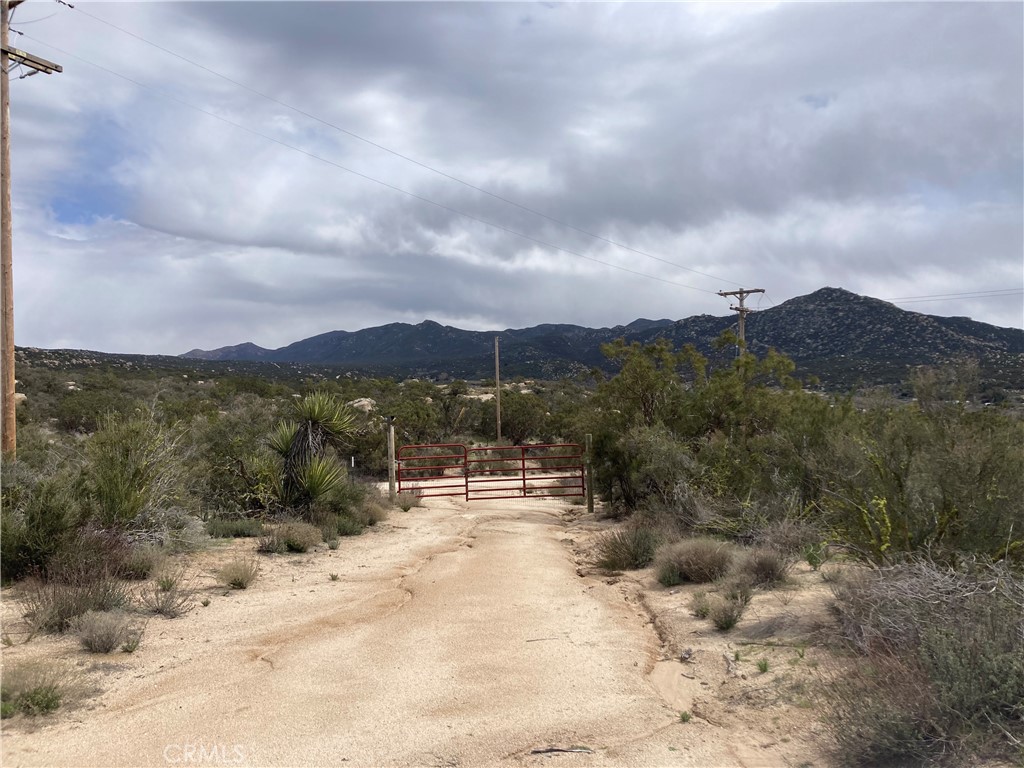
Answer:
xmin=1 ymin=497 xmax=829 ymax=767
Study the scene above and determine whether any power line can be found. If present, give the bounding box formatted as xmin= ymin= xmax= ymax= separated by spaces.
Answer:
xmin=23 ymin=33 xmax=722 ymax=296
xmin=884 ymin=288 xmax=1022 ymax=301
xmin=61 ymin=2 xmax=748 ymax=290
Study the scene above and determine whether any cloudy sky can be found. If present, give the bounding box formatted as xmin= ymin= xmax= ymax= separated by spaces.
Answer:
xmin=8 ymin=1 xmax=1023 ymax=354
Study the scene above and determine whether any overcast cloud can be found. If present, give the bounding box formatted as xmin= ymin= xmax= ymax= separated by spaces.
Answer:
xmin=8 ymin=1 xmax=1023 ymax=354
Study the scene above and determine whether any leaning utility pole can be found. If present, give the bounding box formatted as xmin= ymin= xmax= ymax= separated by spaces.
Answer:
xmin=1 ymin=0 xmax=61 ymax=457
xmin=494 ymin=336 xmax=501 ymax=443
xmin=717 ymin=288 xmax=764 ymax=350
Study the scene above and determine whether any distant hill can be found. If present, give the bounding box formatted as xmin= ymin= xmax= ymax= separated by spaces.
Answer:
xmin=177 ymin=287 xmax=1024 ymax=388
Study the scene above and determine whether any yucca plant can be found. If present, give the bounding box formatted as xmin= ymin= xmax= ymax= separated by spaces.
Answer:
xmin=268 ymin=393 xmax=357 ymax=509
xmin=297 ymin=455 xmax=345 ymax=502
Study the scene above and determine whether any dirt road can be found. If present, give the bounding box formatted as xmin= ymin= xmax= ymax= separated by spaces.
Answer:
xmin=1 ymin=497 xmax=771 ymax=767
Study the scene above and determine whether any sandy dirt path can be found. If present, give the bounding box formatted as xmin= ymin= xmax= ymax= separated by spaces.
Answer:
xmin=1 ymin=497 xmax=752 ymax=767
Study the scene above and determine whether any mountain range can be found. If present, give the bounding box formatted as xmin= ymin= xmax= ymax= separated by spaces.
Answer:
xmin=181 ymin=288 xmax=1024 ymax=388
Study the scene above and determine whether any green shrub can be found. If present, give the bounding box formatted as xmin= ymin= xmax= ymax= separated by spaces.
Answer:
xmin=738 ymin=546 xmax=792 ymax=588
xmin=333 ymin=515 xmax=364 ymax=537
xmin=719 ymin=576 xmax=755 ymax=607
xmin=0 ymin=468 xmax=80 ymax=582
xmin=217 ymin=558 xmax=260 ymax=589
xmin=72 ymin=610 xmax=144 ymax=653
xmin=77 ymin=413 xmax=188 ymax=529
xmin=206 ymin=517 xmax=265 ymax=538
xmin=595 ymin=527 xmax=659 ymax=570
xmin=655 ymin=537 xmax=735 ymax=585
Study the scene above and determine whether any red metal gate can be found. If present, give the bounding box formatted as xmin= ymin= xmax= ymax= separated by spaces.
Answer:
xmin=397 ymin=443 xmax=585 ymax=501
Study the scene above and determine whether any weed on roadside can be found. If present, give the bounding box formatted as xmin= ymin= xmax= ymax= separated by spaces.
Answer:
xmin=1 ymin=661 xmax=76 ymax=718
xmin=139 ymin=568 xmax=195 ymax=617
xmin=596 ymin=528 xmax=659 ymax=570
xmin=72 ymin=610 xmax=145 ymax=653
xmin=217 ymin=558 xmax=260 ymax=589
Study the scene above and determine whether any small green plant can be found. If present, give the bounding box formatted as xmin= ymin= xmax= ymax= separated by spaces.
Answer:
xmin=217 ymin=558 xmax=260 ymax=589
xmin=689 ymin=590 xmax=711 ymax=619
xmin=156 ymin=574 xmax=176 ymax=592
xmin=394 ymin=493 xmax=421 ymax=512
xmin=326 ymin=538 xmax=340 ymax=550
xmin=803 ymin=542 xmax=828 ymax=570
xmin=201 ymin=598 xmax=211 ymax=607
xmin=595 ymin=527 xmax=659 ymax=570
xmin=720 ymin=577 xmax=754 ymax=607
xmin=709 ymin=596 xmax=746 ymax=631
xmin=329 ymin=573 xmax=339 ymax=581
xmin=757 ymin=658 xmax=770 ymax=674
xmin=679 ymin=711 xmax=691 ymax=723
xmin=734 ymin=650 xmax=741 ymax=662
xmin=655 ymin=537 xmax=735 ymax=585
xmin=72 ymin=610 xmax=144 ymax=654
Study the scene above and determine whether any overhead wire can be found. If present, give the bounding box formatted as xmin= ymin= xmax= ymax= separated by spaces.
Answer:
xmin=61 ymin=2 xmax=749 ymax=291
xmin=21 ymin=33 xmax=722 ymax=296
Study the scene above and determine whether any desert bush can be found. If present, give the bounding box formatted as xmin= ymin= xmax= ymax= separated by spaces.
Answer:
xmin=737 ymin=546 xmax=793 ymax=588
xmin=333 ymin=515 xmax=365 ymax=538
xmin=72 ymin=610 xmax=144 ymax=653
xmin=257 ymin=520 xmax=322 ymax=553
xmin=1 ymin=661 xmax=73 ymax=718
xmin=595 ymin=527 xmax=659 ymax=570
xmin=823 ymin=559 xmax=1024 ymax=764
xmin=655 ymin=537 xmax=735 ymax=585
xmin=256 ymin=531 xmax=286 ymax=554
xmin=708 ymin=596 xmax=747 ymax=631
xmin=689 ymin=590 xmax=711 ymax=619
xmin=719 ymin=576 xmax=755 ymax=607
xmin=217 ymin=558 xmax=260 ymax=589
xmin=206 ymin=516 xmax=264 ymax=538
xmin=20 ymin=538 xmax=133 ymax=633
xmin=758 ymin=518 xmax=823 ymax=555
xmin=0 ymin=468 xmax=80 ymax=582
xmin=394 ymin=492 xmax=421 ymax=512
xmin=77 ymin=413 xmax=190 ymax=529
xmin=139 ymin=568 xmax=195 ymax=617
xmin=120 ymin=545 xmax=165 ymax=580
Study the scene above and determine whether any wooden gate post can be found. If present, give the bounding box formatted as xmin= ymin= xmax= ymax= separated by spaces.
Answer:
xmin=387 ymin=417 xmax=397 ymax=503
xmin=585 ymin=433 xmax=594 ymax=515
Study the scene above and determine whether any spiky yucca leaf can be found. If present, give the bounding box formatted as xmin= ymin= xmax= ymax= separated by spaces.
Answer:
xmin=297 ymin=455 xmax=345 ymax=501
xmin=292 ymin=392 xmax=358 ymax=442
xmin=267 ymin=421 xmax=299 ymax=457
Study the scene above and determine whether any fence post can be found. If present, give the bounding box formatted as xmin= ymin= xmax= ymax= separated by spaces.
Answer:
xmin=387 ymin=417 xmax=397 ymax=503
xmin=585 ymin=434 xmax=594 ymax=515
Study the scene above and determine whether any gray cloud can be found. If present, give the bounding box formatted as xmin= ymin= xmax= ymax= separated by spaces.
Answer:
xmin=8 ymin=1 xmax=1022 ymax=355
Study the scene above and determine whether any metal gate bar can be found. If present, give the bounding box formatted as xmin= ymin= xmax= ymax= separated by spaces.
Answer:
xmin=466 ymin=443 xmax=584 ymax=501
xmin=396 ymin=443 xmax=467 ymax=498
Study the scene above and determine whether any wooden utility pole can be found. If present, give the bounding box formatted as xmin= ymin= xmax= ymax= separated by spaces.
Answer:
xmin=717 ymin=288 xmax=764 ymax=350
xmin=494 ymin=336 xmax=501 ymax=443
xmin=1 ymin=0 xmax=61 ymax=458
